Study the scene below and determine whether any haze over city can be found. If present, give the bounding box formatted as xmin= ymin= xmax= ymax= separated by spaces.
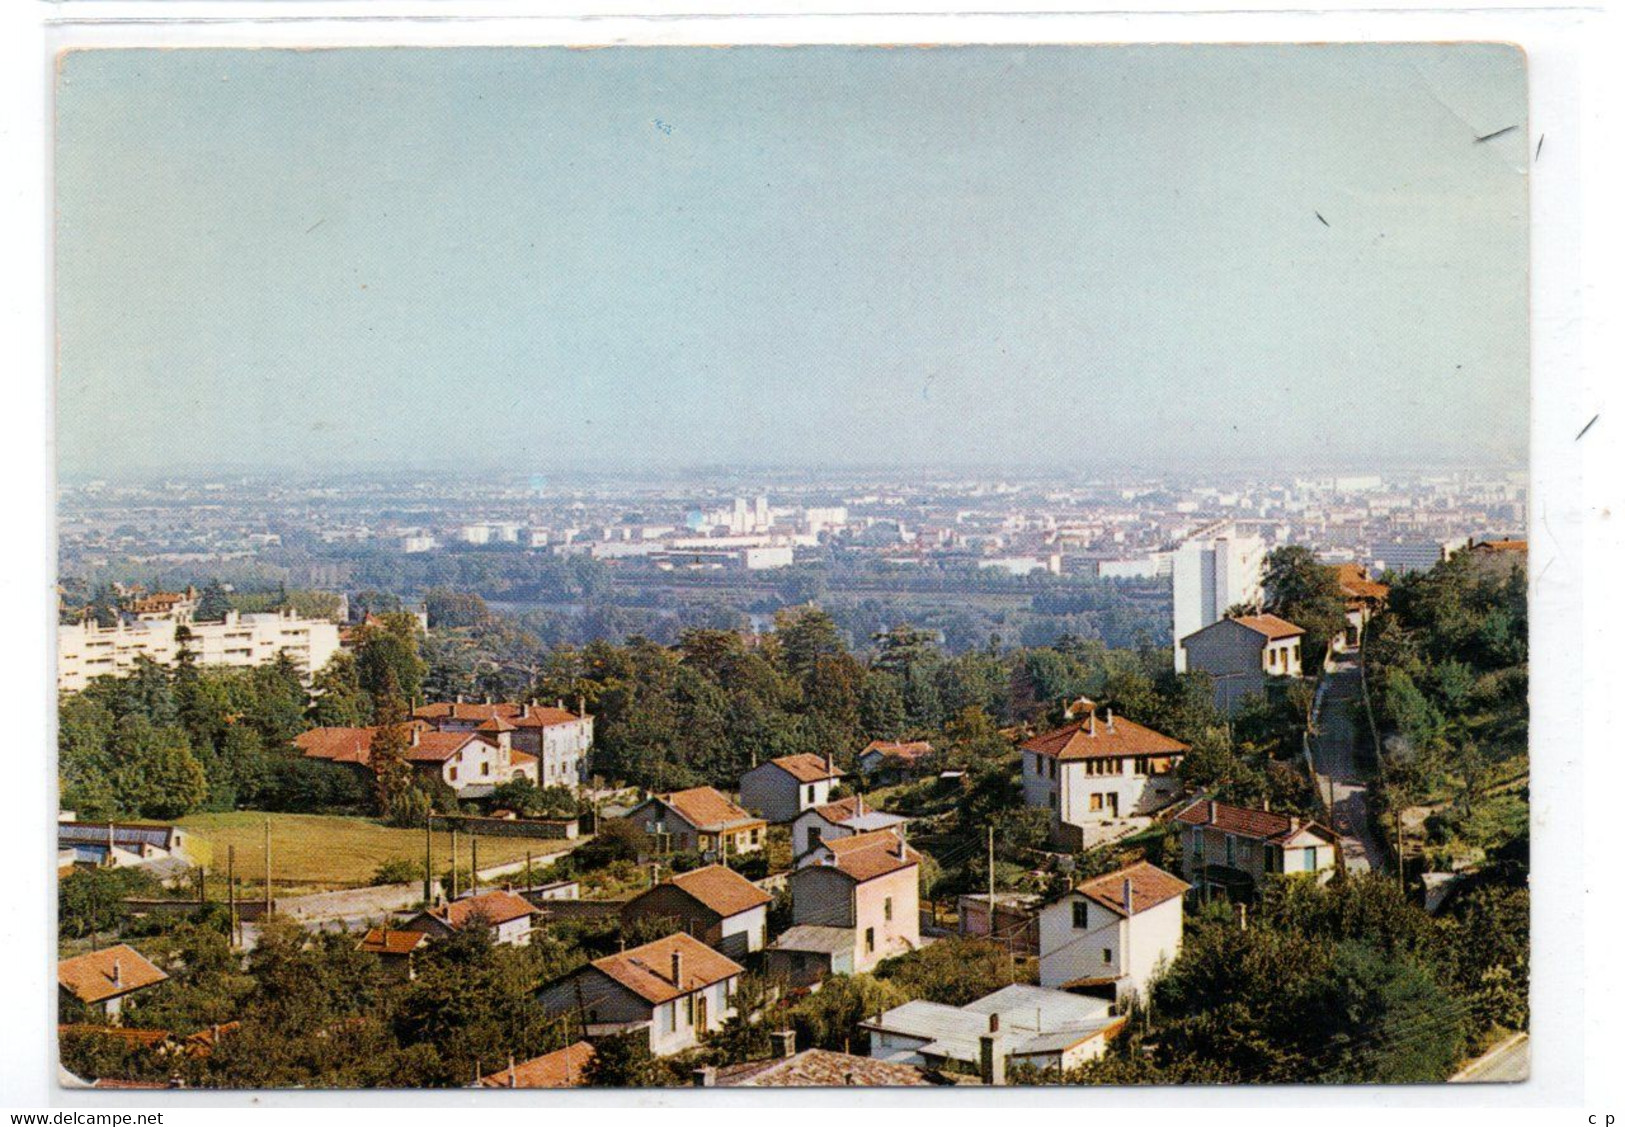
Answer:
xmin=55 ymin=45 xmax=1527 ymax=481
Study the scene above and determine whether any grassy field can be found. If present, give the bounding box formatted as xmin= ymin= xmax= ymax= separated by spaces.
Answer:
xmin=171 ymin=812 xmax=576 ymax=893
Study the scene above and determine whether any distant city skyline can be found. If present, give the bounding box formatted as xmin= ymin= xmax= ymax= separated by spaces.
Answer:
xmin=55 ymin=45 xmax=1528 ymax=479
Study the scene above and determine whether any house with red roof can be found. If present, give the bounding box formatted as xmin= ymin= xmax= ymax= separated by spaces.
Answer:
xmin=58 ymin=945 xmax=168 ymax=1024
xmin=855 ymin=740 xmax=933 ymax=782
xmin=625 ymin=787 xmax=766 ymax=861
xmin=412 ymin=698 xmax=593 ymax=789
xmin=477 ymin=1041 xmax=595 ymax=1088
xmin=400 ymin=889 xmax=537 ymax=947
xmin=738 ymin=753 xmax=844 ymax=823
xmin=620 ymin=864 xmax=773 ymax=959
xmin=294 ymin=720 xmax=538 ymax=798
xmin=767 ymin=828 xmax=920 ymax=984
xmin=1037 ymin=861 xmax=1190 ymax=1004
xmin=1020 ymin=703 xmax=1188 ymax=850
xmin=1178 ymin=613 xmax=1307 ymax=712
xmin=536 ymin=933 xmax=744 ymax=1057
xmin=1174 ymin=798 xmax=1339 ymax=896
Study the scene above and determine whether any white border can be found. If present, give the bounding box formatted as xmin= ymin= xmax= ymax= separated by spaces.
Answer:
xmin=2 ymin=0 xmax=1616 ymax=1116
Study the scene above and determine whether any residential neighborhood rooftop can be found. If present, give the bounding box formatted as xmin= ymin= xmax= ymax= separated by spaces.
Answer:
xmin=1229 ymin=613 xmax=1306 ymax=640
xmin=713 ymin=1047 xmax=951 ymax=1087
xmin=58 ymin=945 xmax=168 ymax=1005
xmin=1021 ymin=709 xmax=1189 ymax=762
xmin=426 ymin=890 xmax=536 ymax=930
xmin=1174 ymin=798 xmax=1336 ymax=844
xmin=764 ymin=753 xmax=844 ymax=783
xmin=590 ymin=932 xmax=743 ymax=1005
xmin=651 ymin=864 xmax=773 ymax=918
xmin=1070 ymin=861 xmax=1191 ymax=918
xmin=477 ymin=1041 xmax=595 ymax=1088
xmin=652 ymin=786 xmax=765 ymax=832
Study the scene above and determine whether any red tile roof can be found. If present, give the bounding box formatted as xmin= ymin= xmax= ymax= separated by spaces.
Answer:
xmin=588 ymin=932 xmax=743 ymax=1005
xmin=295 ymin=723 xmax=486 ymax=767
xmin=1335 ymin=563 xmax=1390 ymax=601
xmin=1071 ymin=861 xmax=1189 ymax=918
xmin=413 ymin=701 xmax=585 ymax=728
xmin=662 ymin=864 xmax=772 ymax=918
xmin=58 ymin=1025 xmax=172 ymax=1048
xmin=714 ymin=1048 xmax=944 ymax=1087
xmin=1174 ymin=799 xmax=1336 ymax=845
xmin=427 ymin=890 xmax=536 ymax=930
xmin=59 ymin=945 xmax=168 ymax=1005
xmin=765 ymin=753 xmax=843 ymax=783
xmin=816 ymin=828 xmax=920 ymax=882
xmin=650 ymin=787 xmax=765 ymax=832
xmin=478 ymin=1041 xmax=595 ymax=1088
xmin=1020 ymin=711 xmax=1188 ymax=762
xmin=358 ymin=928 xmax=429 ymax=956
xmin=860 ymin=740 xmax=933 ymax=764
xmin=1231 ymin=613 xmax=1305 ymax=641
xmin=1470 ymin=538 xmax=1527 ymax=553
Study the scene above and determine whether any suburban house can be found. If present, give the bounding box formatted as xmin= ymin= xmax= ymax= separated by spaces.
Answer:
xmin=766 ymin=828 xmax=920 ymax=984
xmin=855 ymin=740 xmax=933 ymax=782
xmin=701 ymin=1033 xmax=952 ymax=1087
xmin=738 ymin=753 xmax=844 ymax=823
xmin=412 ymin=699 xmax=594 ymax=790
xmin=1020 ymin=702 xmax=1188 ymax=850
xmin=1174 ymin=798 xmax=1340 ymax=895
xmin=1335 ymin=563 xmax=1390 ymax=649
xmin=956 ymin=892 xmax=1043 ymax=956
xmin=620 ymin=864 xmax=773 ymax=959
xmin=625 ymin=787 xmax=766 ymax=861
xmin=1178 ymin=613 xmax=1307 ymax=712
xmin=537 ymin=933 xmax=743 ymax=1057
xmin=57 ymin=820 xmax=206 ymax=878
xmin=863 ymin=983 xmax=1124 ymax=1080
xmin=400 ymin=889 xmax=537 ymax=946
xmin=58 ymin=945 xmax=168 ymax=1024
xmin=295 ymin=721 xmax=539 ymax=798
xmin=356 ymin=928 xmax=429 ymax=980
xmin=791 ymin=794 xmax=909 ymax=860
xmin=1456 ymin=536 xmax=1529 ymax=579
xmin=1037 ymin=860 xmax=1190 ymax=1004
xmin=477 ymin=1041 xmax=595 ymax=1088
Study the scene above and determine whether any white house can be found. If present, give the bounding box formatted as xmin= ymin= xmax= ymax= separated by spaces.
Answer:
xmin=1021 ymin=702 xmax=1188 ymax=850
xmin=738 ymin=754 xmax=843 ymax=823
xmin=537 ymin=933 xmax=742 ymax=1057
xmin=1178 ymin=613 xmax=1306 ymax=712
xmin=767 ymin=829 xmax=920 ymax=985
xmin=1037 ymin=861 xmax=1190 ymax=1005
xmin=295 ymin=721 xmax=538 ymax=798
xmin=58 ymin=945 xmax=169 ymax=1024
xmin=863 ymin=983 xmax=1125 ymax=1080
xmin=620 ymin=865 xmax=772 ymax=960
xmin=401 ymin=889 xmax=537 ymax=946
xmin=412 ymin=700 xmax=594 ymax=790
xmin=791 ymin=794 xmax=909 ymax=859
xmin=1173 ymin=798 xmax=1340 ymax=895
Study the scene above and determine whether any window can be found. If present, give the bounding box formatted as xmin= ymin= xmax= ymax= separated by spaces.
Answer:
xmin=1192 ymin=829 xmax=1205 ymax=857
xmin=1304 ymin=846 xmax=1318 ymax=870
xmin=806 ymin=784 xmax=815 ymax=804
xmin=1102 ymin=948 xmax=1113 ymax=965
xmin=884 ymin=897 xmax=893 ymax=922
xmin=448 ymin=766 xmax=458 ymax=782
xmin=481 ymin=762 xmax=491 ymax=776
xmin=1225 ymin=835 xmax=1236 ymax=867
xmin=1048 ymin=758 xmax=1057 ymax=780
xmin=686 ymin=993 xmax=696 ymax=1027
xmin=865 ymin=927 xmax=875 ymax=954
xmin=1048 ymin=792 xmax=1058 ymax=810
xmin=665 ymin=1003 xmax=677 ymax=1033
xmin=1072 ymin=901 xmax=1088 ymax=929
xmin=1089 ymin=793 xmax=1104 ymax=812
xmin=1269 ymin=648 xmax=1277 ymax=669
xmin=807 ymin=827 xmax=822 ymax=849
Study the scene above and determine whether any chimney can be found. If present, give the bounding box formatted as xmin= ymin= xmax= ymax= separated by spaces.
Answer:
xmin=577 ymin=695 xmax=586 ymax=717
xmin=691 ymin=1066 xmax=716 ymax=1087
xmin=670 ymin=949 xmax=683 ymax=986
xmin=895 ymin=833 xmax=907 ymax=860
xmin=507 ymin=1055 xmax=517 ymax=1088
xmin=1262 ymin=796 xmax=1270 ymax=812
xmin=825 ymin=752 xmax=834 ymax=776
xmin=557 ymin=699 xmax=565 ymax=711
xmin=410 ymin=726 xmax=420 ymax=747
xmin=1122 ymin=877 xmax=1134 ymax=917
xmin=1289 ymin=815 xmax=1300 ymax=835
xmin=770 ymin=1029 xmax=796 ymax=1059
xmin=112 ymin=958 xmax=123 ymax=987
xmin=456 ymin=693 xmax=465 ymax=705
xmin=1086 ymin=711 xmax=1096 ymax=737
xmin=521 ymin=702 xmax=530 ymax=719
xmin=979 ymin=1013 xmax=1006 ymax=1086
xmin=1105 ymin=707 xmax=1115 ymax=732
xmin=856 ymin=793 xmax=864 ymax=817
xmin=1208 ymin=799 xmax=1217 ymax=824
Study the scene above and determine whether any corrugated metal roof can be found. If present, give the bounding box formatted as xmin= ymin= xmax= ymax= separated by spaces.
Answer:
xmin=767 ymin=924 xmax=855 ymax=954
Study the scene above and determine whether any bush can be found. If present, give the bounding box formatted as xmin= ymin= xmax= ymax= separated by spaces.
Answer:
xmin=373 ymin=858 xmax=425 ymax=886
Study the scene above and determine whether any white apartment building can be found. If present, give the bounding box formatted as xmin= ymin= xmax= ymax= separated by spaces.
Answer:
xmin=58 ymin=610 xmax=343 ymax=692
xmin=1170 ymin=521 xmax=1266 ymax=672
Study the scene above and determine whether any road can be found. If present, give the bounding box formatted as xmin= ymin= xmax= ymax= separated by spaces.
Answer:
xmin=1310 ymin=654 xmax=1390 ymax=874
xmin=1450 ymin=1032 xmax=1530 ymax=1083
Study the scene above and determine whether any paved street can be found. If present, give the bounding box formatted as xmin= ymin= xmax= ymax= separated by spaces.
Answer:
xmin=1311 ymin=655 xmax=1391 ymax=875
xmin=1450 ymin=1032 xmax=1530 ymax=1083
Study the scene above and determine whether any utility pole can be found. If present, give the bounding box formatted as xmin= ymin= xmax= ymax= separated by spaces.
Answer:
xmin=525 ymin=850 xmax=533 ymax=892
xmin=263 ymin=817 xmax=272 ymax=916
xmin=424 ymin=813 xmax=434 ymax=905
xmin=227 ymin=845 xmax=237 ymax=947
xmin=471 ymin=833 xmax=479 ymax=894
xmin=987 ymin=824 xmax=996 ymax=920
xmin=451 ymin=827 xmax=459 ymax=899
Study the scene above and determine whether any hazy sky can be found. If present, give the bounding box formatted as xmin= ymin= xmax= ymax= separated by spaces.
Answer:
xmin=55 ymin=45 xmax=1528 ymax=479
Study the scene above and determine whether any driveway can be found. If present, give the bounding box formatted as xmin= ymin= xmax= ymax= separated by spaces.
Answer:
xmin=1311 ymin=656 xmax=1390 ymax=874
xmin=1450 ymin=1032 xmax=1530 ymax=1083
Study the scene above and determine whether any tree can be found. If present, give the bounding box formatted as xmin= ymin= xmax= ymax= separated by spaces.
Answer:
xmin=582 ymin=1029 xmax=660 ymax=1087
xmin=775 ymin=607 xmax=844 ymax=682
xmin=873 ymin=938 xmax=1030 ymax=1006
xmin=1261 ymin=546 xmax=1347 ymax=661
xmin=355 ymin=617 xmax=428 ymax=706
xmin=195 ymin=580 xmax=233 ymax=622
xmin=308 ymin=652 xmax=371 ymax=728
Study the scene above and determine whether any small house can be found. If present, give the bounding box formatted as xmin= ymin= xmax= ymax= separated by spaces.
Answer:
xmin=1173 ymin=798 xmax=1340 ymax=896
xmin=400 ymin=889 xmax=537 ymax=946
xmin=626 ymin=787 xmax=766 ymax=861
xmin=620 ymin=864 xmax=772 ymax=959
xmin=1178 ymin=614 xmax=1306 ymax=711
xmin=739 ymin=753 xmax=844 ymax=823
xmin=791 ymin=794 xmax=909 ymax=860
xmin=1036 ymin=861 xmax=1189 ymax=1005
xmin=58 ymin=945 xmax=168 ymax=1024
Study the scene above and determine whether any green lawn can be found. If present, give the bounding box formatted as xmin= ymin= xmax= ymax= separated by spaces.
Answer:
xmin=171 ymin=811 xmax=575 ymax=893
